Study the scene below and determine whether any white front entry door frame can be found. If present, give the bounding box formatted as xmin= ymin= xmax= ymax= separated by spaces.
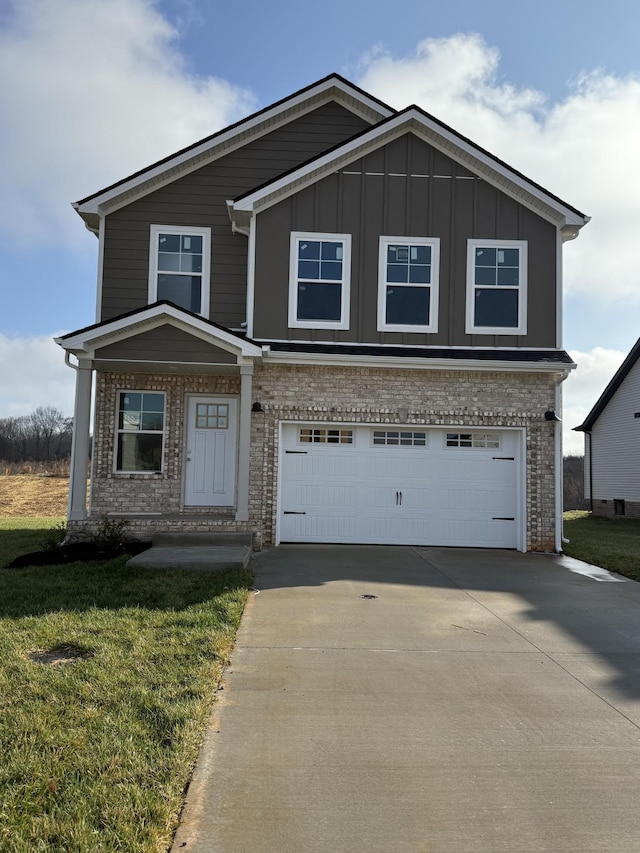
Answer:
xmin=184 ymin=396 xmax=237 ymax=507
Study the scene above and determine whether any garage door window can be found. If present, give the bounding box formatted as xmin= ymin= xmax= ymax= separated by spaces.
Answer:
xmin=372 ymin=430 xmax=427 ymax=446
xmin=446 ymin=432 xmax=500 ymax=448
xmin=299 ymin=428 xmax=353 ymax=444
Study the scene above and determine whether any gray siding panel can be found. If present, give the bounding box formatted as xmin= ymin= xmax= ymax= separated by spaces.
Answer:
xmin=94 ymin=325 xmax=237 ymax=364
xmin=253 ymin=132 xmax=557 ymax=348
xmin=101 ymin=102 xmax=371 ymax=330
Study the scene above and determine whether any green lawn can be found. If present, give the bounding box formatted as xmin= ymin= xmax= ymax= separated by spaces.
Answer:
xmin=563 ymin=511 xmax=640 ymax=581
xmin=0 ymin=518 xmax=251 ymax=853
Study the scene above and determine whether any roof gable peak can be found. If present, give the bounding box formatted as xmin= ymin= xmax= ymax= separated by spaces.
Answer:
xmin=73 ymin=74 xmax=395 ymax=227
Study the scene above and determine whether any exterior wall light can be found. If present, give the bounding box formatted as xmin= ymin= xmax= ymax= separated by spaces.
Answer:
xmin=544 ymin=410 xmax=561 ymax=422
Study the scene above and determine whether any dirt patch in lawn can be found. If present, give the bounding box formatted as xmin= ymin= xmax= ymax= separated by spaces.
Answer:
xmin=0 ymin=475 xmax=69 ymax=517
xmin=28 ymin=643 xmax=96 ymax=665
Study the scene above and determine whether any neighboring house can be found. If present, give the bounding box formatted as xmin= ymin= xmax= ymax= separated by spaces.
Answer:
xmin=574 ymin=338 xmax=640 ymax=518
xmin=56 ymin=74 xmax=589 ymax=552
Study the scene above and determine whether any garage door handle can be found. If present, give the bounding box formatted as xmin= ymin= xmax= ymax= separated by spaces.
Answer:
xmin=286 ymin=450 xmax=308 ymax=454
xmin=395 ymin=491 xmax=403 ymax=505
xmin=492 ymin=456 xmax=515 ymax=461
xmin=284 ymin=511 xmax=307 ymax=515
xmin=493 ymin=517 xmax=515 ymax=521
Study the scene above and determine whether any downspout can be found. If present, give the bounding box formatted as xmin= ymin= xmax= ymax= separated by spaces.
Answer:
xmin=555 ymin=372 xmax=570 ymax=551
xmin=588 ymin=431 xmax=593 ymax=512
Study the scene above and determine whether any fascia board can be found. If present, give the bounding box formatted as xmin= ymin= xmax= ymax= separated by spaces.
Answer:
xmin=55 ymin=305 xmax=262 ymax=358
xmin=75 ymin=80 xmax=393 ymax=218
xmin=262 ymin=349 xmax=576 ymax=374
xmin=232 ymin=108 xmax=587 ymax=229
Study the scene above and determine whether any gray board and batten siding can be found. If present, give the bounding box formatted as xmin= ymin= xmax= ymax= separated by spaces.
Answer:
xmin=100 ymin=103 xmax=371 ymax=329
xmin=252 ymin=132 xmax=557 ymax=348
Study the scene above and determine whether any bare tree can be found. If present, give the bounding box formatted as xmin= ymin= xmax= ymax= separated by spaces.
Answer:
xmin=31 ymin=406 xmax=67 ymax=460
xmin=0 ymin=407 xmax=72 ymax=464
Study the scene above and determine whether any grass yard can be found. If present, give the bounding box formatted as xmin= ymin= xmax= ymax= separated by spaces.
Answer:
xmin=563 ymin=511 xmax=640 ymax=581
xmin=0 ymin=518 xmax=252 ymax=853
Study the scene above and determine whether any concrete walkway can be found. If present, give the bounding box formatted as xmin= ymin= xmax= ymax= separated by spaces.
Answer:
xmin=126 ymin=532 xmax=251 ymax=571
xmin=172 ymin=545 xmax=640 ymax=852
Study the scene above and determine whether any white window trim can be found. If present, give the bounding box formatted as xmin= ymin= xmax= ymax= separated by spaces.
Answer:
xmin=149 ymin=225 xmax=211 ymax=319
xmin=114 ymin=390 xmax=166 ymax=474
xmin=377 ymin=236 xmax=440 ymax=333
xmin=288 ymin=231 xmax=351 ymax=330
xmin=465 ymin=239 xmax=527 ymax=335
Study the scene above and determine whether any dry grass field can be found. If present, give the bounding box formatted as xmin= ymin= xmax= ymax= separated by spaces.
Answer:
xmin=0 ymin=475 xmax=68 ymax=517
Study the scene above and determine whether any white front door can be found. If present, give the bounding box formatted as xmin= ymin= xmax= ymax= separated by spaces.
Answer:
xmin=184 ymin=396 xmax=237 ymax=506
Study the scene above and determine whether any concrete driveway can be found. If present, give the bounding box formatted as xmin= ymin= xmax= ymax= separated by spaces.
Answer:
xmin=172 ymin=546 xmax=640 ymax=852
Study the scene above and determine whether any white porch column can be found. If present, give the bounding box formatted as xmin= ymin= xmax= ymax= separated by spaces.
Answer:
xmin=235 ymin=362 xmax=253 ymax=522
xmin=68 ymin=359 xmax=93 ymax=521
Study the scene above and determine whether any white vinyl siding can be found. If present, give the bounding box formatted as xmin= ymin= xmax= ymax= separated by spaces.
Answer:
xmin=590 ymin=359 xmax=640 ymax=501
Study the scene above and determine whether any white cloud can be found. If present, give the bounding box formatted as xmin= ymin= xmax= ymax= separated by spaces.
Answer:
xmin=563 ymin=347 xmax=627 ymax=455
xmin=0 ymin=0 xmax=256 ymax=248
xmin=357 ymin=35 xmax=640 ymax=304
xmin=0 ymin=334 xmax=75 ymax=417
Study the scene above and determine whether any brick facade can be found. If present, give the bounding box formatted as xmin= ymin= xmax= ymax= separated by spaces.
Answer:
xmin=69 ymin=363 xmax=560 ymax=551
xmin=592 ymin=499 xmax=640 ymax=520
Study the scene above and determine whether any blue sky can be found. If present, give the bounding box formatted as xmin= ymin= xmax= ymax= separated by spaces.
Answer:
xmin=1 ymin=0 xmax=640 ymax=454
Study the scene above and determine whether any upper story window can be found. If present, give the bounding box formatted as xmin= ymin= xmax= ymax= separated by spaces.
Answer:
xmin=377 ymin=237 xmax=440 ymax=332
xmin=288 ymin=232 xmax=351 ymax=329
xmin=116 ymin=391 xmax=165 ymax=473
xmin=466 ymin=239 xmax=527 ymax=335
xmin=149 ymin=225 xmax=211 ymax=317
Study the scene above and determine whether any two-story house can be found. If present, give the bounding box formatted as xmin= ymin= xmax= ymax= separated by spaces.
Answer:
xmin=56 ymin=74 xmax=588 ymax=552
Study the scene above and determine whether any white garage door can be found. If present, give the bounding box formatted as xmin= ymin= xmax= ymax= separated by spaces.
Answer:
xmin=279 ymin=424 xmax=521 ymax=549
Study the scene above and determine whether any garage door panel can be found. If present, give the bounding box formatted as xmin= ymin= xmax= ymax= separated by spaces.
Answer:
xmin=285 ymin=484 xmax=358 ymax=509
xmin=284 ymin=452 xmax=359 ymax=479
xmin=283 ymin=513 xmax=360 ymax=542
xmin=280 ymin=425 xmax=520 ymax=548
xmin=366 ymin=455 xmax=432 ymax=480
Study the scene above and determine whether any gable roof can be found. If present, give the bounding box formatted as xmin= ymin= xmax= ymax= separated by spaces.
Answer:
xmin=228 ymin=104 xmax=588 ymax=233
xmin=73 ymin=74 xmax=395 ymax=232
xmin=55 ymin=301 xmax=262 ymax=360
xmin=574 ymin=338 xmax=640 ymax=432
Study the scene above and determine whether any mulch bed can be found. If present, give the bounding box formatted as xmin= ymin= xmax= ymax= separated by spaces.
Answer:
xmin=7 ymin=541 xmax=151 ymax=568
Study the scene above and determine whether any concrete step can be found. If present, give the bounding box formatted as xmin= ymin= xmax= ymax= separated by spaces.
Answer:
xmin=152 ymin=532 xmax=253 ymax=548
xmin=128 ymin=531 xmax=253 ymax=571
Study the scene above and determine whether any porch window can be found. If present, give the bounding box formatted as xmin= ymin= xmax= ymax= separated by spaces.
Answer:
xmin=149 ymin=225 xmax=211 ymax=317
xmin=116 ymin=391 xmax=165 ymax=472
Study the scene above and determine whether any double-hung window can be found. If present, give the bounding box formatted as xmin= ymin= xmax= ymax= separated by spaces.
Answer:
xmin=288 ymin=232 xmax=351 ymax=329
xmin=149 ymin=225 xmax=211 ymax=317
xmin=377 ymin=237 xmax=439 ymax=332
xmin=116 ymin=391 xmax=165 ymax=473
xmin=466 ymin=239 xmax=527 ymax=334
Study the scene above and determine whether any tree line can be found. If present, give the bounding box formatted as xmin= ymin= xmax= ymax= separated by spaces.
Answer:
xmin=0 ymin=407 xmax=73 ymax=463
